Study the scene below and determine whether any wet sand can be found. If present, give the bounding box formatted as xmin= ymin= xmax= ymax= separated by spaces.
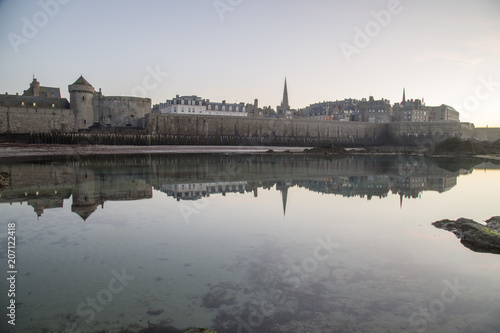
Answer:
xmin=0 ymin=143 xmax=309 ymax=158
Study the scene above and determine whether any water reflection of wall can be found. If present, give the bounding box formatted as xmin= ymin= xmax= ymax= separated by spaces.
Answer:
xmin=0 ymin=154 xmax=479 ymax=220
xmin=0 ymin=158 xmax=152 ymax=220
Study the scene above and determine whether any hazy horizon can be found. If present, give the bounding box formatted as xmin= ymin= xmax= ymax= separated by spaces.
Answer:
xmin=0 ymin=0 xmax=499 ymax=126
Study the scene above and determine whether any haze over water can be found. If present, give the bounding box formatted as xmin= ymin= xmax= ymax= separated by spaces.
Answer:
xmin=0 ymin=154 xmax=499 ymax=332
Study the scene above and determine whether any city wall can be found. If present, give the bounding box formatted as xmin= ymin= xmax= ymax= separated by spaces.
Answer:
xmin=475 ymin=128 xmax=500 ymax=142
xmin=0 ymin=106 xmax=76 ymax=133
xmin=386 ymin=121 xmax=471 ymax=146
xmin=146 ymin=114 xmax=472 ymax=146
xmin=146 ymin=114 xmax=387 ymax=146
xmin=0 ymin=110 xmax=481 ymax=146
xmin=94 ymin=96 xmax=151 ymax=128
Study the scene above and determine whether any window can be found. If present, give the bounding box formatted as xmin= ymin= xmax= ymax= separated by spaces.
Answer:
xmin=82 ymin=96 xmax=85 ymax=101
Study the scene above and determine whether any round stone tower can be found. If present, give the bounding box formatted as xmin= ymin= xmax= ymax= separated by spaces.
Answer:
xmin=69 ymin=75 xmax=96 ymax=130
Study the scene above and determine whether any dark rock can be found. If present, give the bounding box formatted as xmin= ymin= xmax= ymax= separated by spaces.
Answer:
xmin=304 ymin=144 xmax=348 ymax=155
xmin=0 ymin=171 xmax=9 ymax=189
xmin=433 ymin=217 xmax=500 ymax=254
xmin=426 ymin=138 xmax=500 ymax=156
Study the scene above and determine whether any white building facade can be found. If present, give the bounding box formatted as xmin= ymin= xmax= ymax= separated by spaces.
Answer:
xmin=156 ymin=95 xmax=247 ymax=117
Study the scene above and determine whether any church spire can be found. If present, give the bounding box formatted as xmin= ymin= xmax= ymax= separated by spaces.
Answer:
xmin=281 ymin=77 xmax=289 ymax=110
xmin=402 ymin=87 xmax=406 ymax=103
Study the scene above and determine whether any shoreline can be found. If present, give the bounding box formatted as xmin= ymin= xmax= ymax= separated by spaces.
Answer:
xmin=0 ymin=142 xmax=310 ymax=158
xmin=1 ymin=142 xmax=499 ymax=161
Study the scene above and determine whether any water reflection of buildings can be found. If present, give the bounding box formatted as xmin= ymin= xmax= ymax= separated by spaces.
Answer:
xmin=71 ymin=170 xmax=153 ymax=220
xmin=0 ymin=164 xmax=152 ymax=220
xmin=0 ymin=154 xmax=482 ymax=220
xmin=157 ymin=181 xmax=248 ymax=201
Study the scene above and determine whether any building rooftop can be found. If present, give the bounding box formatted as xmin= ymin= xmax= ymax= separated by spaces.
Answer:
xmin=71 ymin=75 xmax=93 ymax=86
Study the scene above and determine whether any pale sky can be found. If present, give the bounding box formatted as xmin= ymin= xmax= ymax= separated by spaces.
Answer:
xmin=0 ymin=0 xmax=499 ymax=126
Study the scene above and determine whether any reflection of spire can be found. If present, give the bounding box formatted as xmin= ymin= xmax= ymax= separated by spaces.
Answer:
xmin=400 ymin=193 xmax=403 ymax=209
xmin=71 ymin=194 xmax=98 ymax=221
xmin=281 ymin=186 xmax=288 ymax=216
xmin=33 ymin=204 xmax=44 ymax=218
xmin=72 ymin=205 xmax=97 ymax=221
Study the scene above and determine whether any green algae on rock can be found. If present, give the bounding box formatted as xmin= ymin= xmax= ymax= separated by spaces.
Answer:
xmin=433 ymin=217 xmax=500 ymax=254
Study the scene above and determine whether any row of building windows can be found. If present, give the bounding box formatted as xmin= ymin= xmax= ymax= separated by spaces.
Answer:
xmin=171 ymin=99 xmax=203 ymax=106
xmin=20 ymin=102 xmax=56 ymax=107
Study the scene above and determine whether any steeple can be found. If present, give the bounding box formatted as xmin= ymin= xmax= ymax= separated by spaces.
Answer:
xmin=281 ymin=77 xmax=289 ymax=110
xmin=402 ymin=87 xmax=406 ymax=103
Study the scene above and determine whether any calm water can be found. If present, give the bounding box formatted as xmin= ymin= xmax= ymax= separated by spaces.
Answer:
xmin=0 ymin=153 xmax=499 ymax=333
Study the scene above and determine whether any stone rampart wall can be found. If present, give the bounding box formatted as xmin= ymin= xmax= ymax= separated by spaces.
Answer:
xmin=94 ymin=96 xmax=151 ymax=128
xmin=146 ymin=114 xmax=386 ymax=146
xmin=475 ymin=128 xmax=500 ymax=142
xmin=0 ymin=106 xmax=76 ymax=133
xmin=0 ymin=109 xmax=484 ymax=146
xmin=386 ymin=121 xmax=471 ymax=146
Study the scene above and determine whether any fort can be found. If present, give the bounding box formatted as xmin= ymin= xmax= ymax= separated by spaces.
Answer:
xmin=0 ymin=76 xmax=151 ymax=133
xmin=1 ymin=77 xmax=498 ymax=146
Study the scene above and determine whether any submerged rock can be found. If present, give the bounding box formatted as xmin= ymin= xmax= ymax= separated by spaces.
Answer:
xmin=433 ymin=217 xmax=500 ymax=254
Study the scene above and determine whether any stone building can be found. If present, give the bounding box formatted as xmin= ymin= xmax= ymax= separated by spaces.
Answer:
xmin=245 ymin=98 xmax=263 ymax=117
xmin=0 ymin=76 xmax=151 ymax=133
xmin=69 ymin=76 xmax=151 ymax=129
xmin=23 ymin=77 xmax=61 ymax=98
xmin=0 ymin=78 xmax=74 ymax=133
xmin=429 ymin=104 xmax=460 ymax=122
xmin=393 ymin=89 xmax=459 ymax=123
xmin=303 ymin=99 xmax=360 ymax=121
xmin=357 ymin=96 xmax=392 ymax=123
xmin=393 ymin=89 xmax=429 ymax=122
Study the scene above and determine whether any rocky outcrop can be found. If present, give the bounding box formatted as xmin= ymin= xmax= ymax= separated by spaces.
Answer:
xmin=303 ymin=144 xmax=348 ymax=155
xmin=0 ymin=172 xmax=9 ymax=189
xmin=433 ymin=217 xmax=500 ymax=254
xmin=426 ymin=137 xmax=500 ymax=156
